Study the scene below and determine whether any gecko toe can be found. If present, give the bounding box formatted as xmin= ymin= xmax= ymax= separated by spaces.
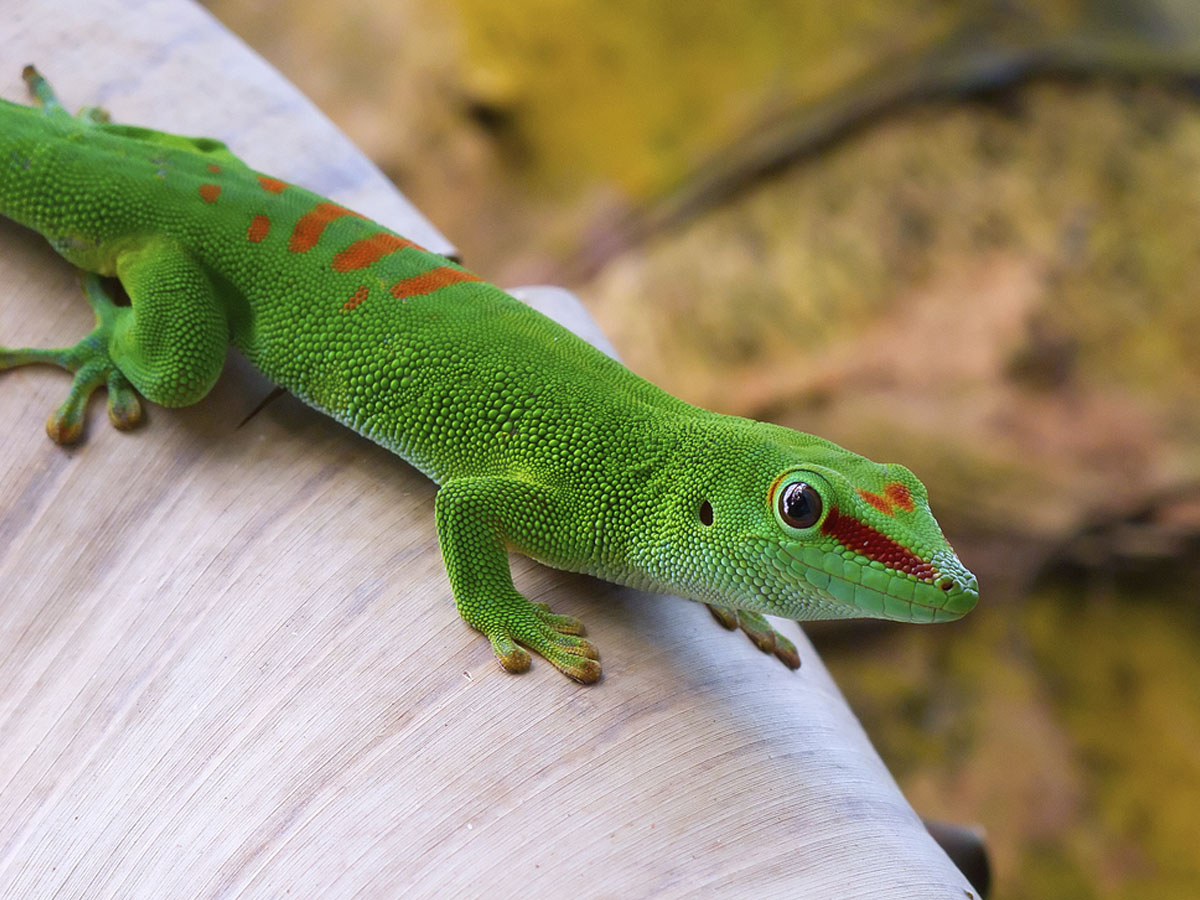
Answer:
xmin=489 ymin=634 xmax=533 ymax=674
xmin=558 ymin=656 xmax=602 ymax=684
xmin=106 ymin=371 xmax=143 ymax=430
xmin=772 ymin=632 xmax=802 ymax=669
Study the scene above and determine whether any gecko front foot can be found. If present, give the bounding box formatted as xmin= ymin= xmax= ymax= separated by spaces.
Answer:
xmin=465 ymin=592 xmax=601 ymax=683
xmin=707 ymin=605 xmax=801 ymax=669
xmin=0 ymin=274 xmax=142 ymax=444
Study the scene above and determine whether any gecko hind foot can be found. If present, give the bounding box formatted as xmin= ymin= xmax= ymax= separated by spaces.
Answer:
xmin=0 ymin=274 xmax=142 ymax=444
xmin=22 ymin=66 xmax=110 ymax=122
xmin=0 ymin=342 xmax=143 ymax=444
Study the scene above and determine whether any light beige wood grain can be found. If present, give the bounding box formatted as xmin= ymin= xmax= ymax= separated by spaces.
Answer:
xmin=0 ymin=1 xmax=978 ymax=897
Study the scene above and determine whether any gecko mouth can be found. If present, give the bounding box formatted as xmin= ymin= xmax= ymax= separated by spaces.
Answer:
xmin=765 ymin=540 xmax=978 ymax=623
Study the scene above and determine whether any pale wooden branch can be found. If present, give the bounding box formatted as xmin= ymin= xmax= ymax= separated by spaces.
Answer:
xmin=0 ymin=1 xmax=978 ymax=896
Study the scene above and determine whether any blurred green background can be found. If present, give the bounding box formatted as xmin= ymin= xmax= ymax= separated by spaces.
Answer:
xmin=200 ymin=1 xmax=1200 ymax=897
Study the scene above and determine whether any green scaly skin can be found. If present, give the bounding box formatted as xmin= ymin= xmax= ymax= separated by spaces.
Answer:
xmin=0 ymin=69 xmax=978 ymax=683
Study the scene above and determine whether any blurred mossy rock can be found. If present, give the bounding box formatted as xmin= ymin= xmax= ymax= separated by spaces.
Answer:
xmin=205 ymin=0 xmax=1200 ymax=574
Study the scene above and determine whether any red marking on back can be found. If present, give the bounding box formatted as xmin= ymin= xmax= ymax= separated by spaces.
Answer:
xmin=258 ymin=175 xmax=287 ymax=194
xmin=247 ymin=214 xmax=271 ymax=243
xmin=198 ymin=184 xmax=221 ymax=204
xmin=388 ymin=266 xmax=481 ymax=299
xmin=288 ymin=203 xmax=364 ymax=254
xmin=821 ymin=507 xmax=936 ymax=582
xmin=886 ymin=481 xmax=915 ymax=513
xmin=857 ymin=489 xmax=894 ymax=516
xmin=332 ymin=233 xmax=420 ymax=273
xmin=207 ymin=163 xmax=222 ymax=174
xmin=341 ymin=286 xmax=370 ymax=313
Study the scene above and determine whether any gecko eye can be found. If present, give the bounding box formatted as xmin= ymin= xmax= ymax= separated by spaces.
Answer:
xmin=777 ymin=482 xmax=823 ymax=530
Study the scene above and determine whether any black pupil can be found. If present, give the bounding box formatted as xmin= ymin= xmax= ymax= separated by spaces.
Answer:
xmin=779 ymin=482 xmax=822 ymax=529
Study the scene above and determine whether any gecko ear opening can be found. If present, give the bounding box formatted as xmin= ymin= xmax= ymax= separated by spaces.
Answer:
xmin=698 ymin=500 xmax=714 ymax=526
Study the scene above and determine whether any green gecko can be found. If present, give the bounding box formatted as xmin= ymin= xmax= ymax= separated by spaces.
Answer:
xmin=0 ymin=68 xmax=978 ymax=682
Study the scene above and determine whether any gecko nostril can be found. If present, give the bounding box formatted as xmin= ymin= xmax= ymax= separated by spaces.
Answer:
xmin=937 ymin=577 xmax=955 ymax=592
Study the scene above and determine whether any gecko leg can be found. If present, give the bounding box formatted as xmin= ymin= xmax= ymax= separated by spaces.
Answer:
xmin=436 ymin=477 xmax=601 ymax=683
xmin=2 ymin=240 xmax=228 ymax=444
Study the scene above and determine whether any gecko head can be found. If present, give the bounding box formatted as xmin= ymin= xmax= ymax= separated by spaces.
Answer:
xmin=682 ymin=426 xmax=978 ymax=623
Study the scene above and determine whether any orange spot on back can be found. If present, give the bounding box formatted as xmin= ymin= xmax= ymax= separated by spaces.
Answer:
xmin=885 ymin=482 xmax=915 ymax=513
xmin=198 ymin=184 xmax=221 ymax=204
xmin=288 ymin=202 xmax=364 ymax=254
xmin=257 ymin=175 xmax=288 ymax=194
xmin=206 ymin=163 xmax=222 ymax=174
xmin=857 ymin=489 xmax=894 ymax=516
xmin=389 ymin=266 xmax=482 ymax=300
xmin=341 ymin=286 xmax=371 ymax=313
xmin=332 ymin=233 xmax=420 ymax=273
xmin=247 ymin=214 xmax=271 ymax=243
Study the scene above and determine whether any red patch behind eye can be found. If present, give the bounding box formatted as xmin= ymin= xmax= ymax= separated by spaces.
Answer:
xmin=820 ymin=507 xmax=935 ymax=582
xmin=198 ymin=184 xmax=220 ymax=203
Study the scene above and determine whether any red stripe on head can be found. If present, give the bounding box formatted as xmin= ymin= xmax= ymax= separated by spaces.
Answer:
xmin=332 ymin=233 xmax=420 ymax=273
xmin=257 ymin=175 xmax=288 ymax=194
xmin=198 ymin=184 xmax=221 ymax=203
xmin=341 ymin=285 xmax=370 ymax=313
xmin=885 ymin=481 xmax=915 ymax=513
xmin=289 ymin=203 xmax=364 ymax=254
xmin=207 ymin=163 xmax=222 ymax=174
xmin=389 ymin=267 xmax=481 ymax=299
xmin=820 ymin=507 xmax=935 ymax=582
xmin=247 ymin=214 xmax=271 ymax=243
xmin=857 ymin=489 xmax=894 ymax=515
